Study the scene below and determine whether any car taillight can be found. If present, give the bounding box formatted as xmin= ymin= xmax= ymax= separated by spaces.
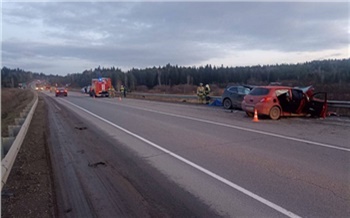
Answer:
xmin=260 ymin=97 xmax=271 ymax=103
xmin=64 ymin=89 xmax=67 ymax=92
xmin=56 ymin=90 xmax=59 ymax=93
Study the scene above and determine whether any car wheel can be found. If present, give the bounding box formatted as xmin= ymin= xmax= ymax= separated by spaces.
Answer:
xmin=246 ymin=111 xmax=254 ymax=117
xmin=223 ymin=98 xmax=232 ymax=109
xmin=269 ymin=106 xmax=281 ymax=120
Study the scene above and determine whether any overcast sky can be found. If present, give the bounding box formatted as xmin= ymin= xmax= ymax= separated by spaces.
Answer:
xmin=2 ymin=1 xmax=349 ymax=76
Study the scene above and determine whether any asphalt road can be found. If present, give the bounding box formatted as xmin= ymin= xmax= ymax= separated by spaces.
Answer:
xmin=43 ymin=91 xmax=350 ymax=217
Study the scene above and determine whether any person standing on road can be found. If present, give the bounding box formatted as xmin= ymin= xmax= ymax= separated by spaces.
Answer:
xmin=110 ymin=86 xmax=116 ymax=98
xmin=108 ymin=86 xmax=113 ymax=98
xmin=120 ymin=85 xmax=125 ymax=98
xmin=204 ymin=84 xmax=211 ymax=104
xmin=197 ymin=83 xmax=205 ymax=104
xmin=123 ymin=85 xmax=127 ymax=98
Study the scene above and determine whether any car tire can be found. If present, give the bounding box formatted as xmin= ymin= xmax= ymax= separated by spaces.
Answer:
xmin=246 ymin=111 xmax=254 ymax=117
xmin=269 ymin=106 xmax=281 ymax=120
xmin=223 ymin=98 xmax=232 ymax=109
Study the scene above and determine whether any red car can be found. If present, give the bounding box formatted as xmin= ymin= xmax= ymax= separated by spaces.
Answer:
xmin=55 ymin=87 xmax=68 ymax=97
xmin=241 ymin=86 xmax=327 ymax=120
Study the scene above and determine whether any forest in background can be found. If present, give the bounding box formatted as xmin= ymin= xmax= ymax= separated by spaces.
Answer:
xmin=1 ymin=58 xmax=350 ymax=100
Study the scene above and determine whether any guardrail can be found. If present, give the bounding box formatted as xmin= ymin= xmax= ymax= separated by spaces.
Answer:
xmin=128 ymin=92 xmax=350 ymax=109
xmin=327 ymin=100 xmax=350 ymax=108
xmin=1 ymin=92 xmax=38 ymax=191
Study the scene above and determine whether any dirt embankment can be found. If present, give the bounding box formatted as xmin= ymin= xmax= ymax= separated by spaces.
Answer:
xmin=1 ymin=95 xmax=56 ymax=218
xmin=1 ymin=88 xmax=34 ymax=137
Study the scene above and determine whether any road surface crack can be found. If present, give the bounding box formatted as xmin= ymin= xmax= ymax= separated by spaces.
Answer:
xmin=266 ymin=167 xmax=350 ymax=201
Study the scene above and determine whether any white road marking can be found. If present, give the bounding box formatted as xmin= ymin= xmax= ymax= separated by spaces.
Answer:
xmin=60 ymin=98 xmax=301 ymax=218
xmin=102 ymin=99 xmax=350 ymax=152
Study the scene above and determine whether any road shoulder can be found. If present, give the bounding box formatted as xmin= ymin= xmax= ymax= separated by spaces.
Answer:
xmin=1 ymin=96 xmax=56 ymax=218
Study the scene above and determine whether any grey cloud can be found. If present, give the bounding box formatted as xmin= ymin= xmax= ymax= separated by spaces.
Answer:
xmin=2 ymin=2 xmax=349 ymax=74
xmin=2 ymin=38 xmax=218 ymax=69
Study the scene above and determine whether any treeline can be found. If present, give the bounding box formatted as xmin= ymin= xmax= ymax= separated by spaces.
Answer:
xmin=129 ymin=59 xmax=350 ymax=89
xmin=1 ymin=66 xmax=125 ymax=89
xmin=2 ymin=59 xmax=350 ymax=90
xmin=1 ymin=67 xmax=47 ymax=88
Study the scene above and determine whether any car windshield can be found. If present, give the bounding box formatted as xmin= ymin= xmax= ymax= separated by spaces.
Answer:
xmin=249 ymin=88 xmax=269 ymax=96
xmin=238 ymin=87 xmax=251 ymax=95
xmin=228 ymin=87 xmax=237 ymax=92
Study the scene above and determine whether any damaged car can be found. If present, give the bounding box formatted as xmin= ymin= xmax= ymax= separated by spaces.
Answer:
xmin=241 ymin=86 xmax=327 ymax=120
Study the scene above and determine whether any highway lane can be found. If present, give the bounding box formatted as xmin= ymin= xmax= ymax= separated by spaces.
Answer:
xmin=44 ymin=93 xmax=221 ymax=218
xmin=47 ymin=91 xmax=350 ymax=217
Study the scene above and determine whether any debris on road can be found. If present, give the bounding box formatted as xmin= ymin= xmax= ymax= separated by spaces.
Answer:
xmin=88 ymin=161 xmax=106 ymax=168
xmin=74 ymin=126 xmax=87 ymax=130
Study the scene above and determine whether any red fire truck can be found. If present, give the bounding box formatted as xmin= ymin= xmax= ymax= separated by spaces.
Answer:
xmin=89 ymin=77 xmax=112 ymax=97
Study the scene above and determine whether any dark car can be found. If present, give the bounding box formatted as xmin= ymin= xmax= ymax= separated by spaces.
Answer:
xmin=55 ymin=87 xmax=68 ymax=97
xmin=241 ymin=85 xmax=327 ymax=120
xmin=222 ymin=85 xmax=253 ymax=109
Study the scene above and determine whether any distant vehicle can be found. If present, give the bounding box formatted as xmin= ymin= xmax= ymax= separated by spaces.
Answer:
xmin=222 ymin=85 xmax=253 ymax=109
xmin=89 ymin=78 xmax=112 ymax=97
xmin=55 ymin=87 xmax=68 ymax=97
xmin=241 ymin=86 xmax=327 ymax=120
xmin=35 ymin=83 xmax=44 ymax=91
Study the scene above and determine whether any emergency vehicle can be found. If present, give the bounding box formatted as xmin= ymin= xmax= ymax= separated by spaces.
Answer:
xmin=89 ymin=77 xmax=112 ymax=97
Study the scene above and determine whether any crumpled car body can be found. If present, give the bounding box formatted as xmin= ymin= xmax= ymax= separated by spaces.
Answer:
xmin=241 ymin=85 xmax=327 ymax=120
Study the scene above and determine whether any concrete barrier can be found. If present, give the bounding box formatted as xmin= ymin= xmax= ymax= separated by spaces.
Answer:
xmin=15 ymin=118 xmax=25 ymax=125
xmin=8 ymin=125 xmax=21 ymax=137
xmin=1 ymin=137 xmax=15 ymax=159
xmin=20 ymin=111 xmax=28 ymax=118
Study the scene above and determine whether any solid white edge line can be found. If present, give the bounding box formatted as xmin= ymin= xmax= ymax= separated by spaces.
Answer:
xmin=103 ymin=99 xmax=350 ymax=152
xmin=60 ymin=98 xmax=301 ymax=218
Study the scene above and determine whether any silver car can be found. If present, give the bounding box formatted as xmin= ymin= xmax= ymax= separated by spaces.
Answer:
xmin=222 ymin=85 xmax=253 ymax=109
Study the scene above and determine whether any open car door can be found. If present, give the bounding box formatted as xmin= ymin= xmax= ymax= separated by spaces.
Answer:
xmin=308 ymin=92 xmax=327 ymax=118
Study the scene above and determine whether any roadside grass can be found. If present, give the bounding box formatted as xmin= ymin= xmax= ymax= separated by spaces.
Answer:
xmin=1 ymin=88 xmax=34 ymax=137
